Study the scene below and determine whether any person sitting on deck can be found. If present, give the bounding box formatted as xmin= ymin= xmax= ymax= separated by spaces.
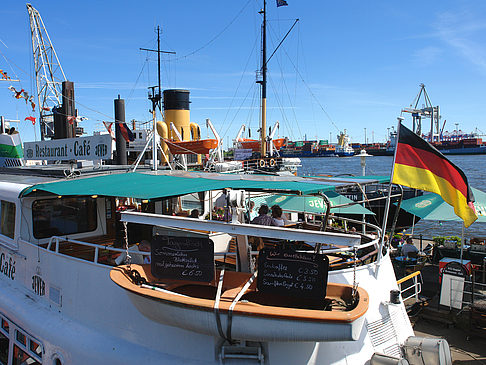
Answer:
xmin=271 ymin=205 xmax=287 ymax=227
xmin=251 ymin=204 xmax=274 ymax=226
xmin=190 ymin=209 xmax=200 ymax=218
xmin=246 ymin=201 xmax=258 ymax=223
xmin=401 ymin=237 xmax=419 ymax=258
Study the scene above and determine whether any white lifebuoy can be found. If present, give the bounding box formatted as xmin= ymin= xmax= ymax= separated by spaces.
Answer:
xmin=259 ymin=159 xmax=266 ymax=168
xmin=269 ymin=158 xmax=276 ymax=167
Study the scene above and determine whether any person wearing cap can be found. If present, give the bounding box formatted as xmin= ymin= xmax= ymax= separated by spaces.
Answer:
xmin=401 ymin=237 xmax=419 ymax=258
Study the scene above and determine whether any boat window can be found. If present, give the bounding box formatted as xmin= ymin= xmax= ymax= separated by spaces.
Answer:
xmin=32 ymin=197 xmax=97 ymax=239
xmin=180 ymin=193 xmax=204 ymax=213
xmin=1 ymin=319 xmax=8 ymax=334
xmin=0 ymin=331 xmax=8 ymax=365
xmin=29 ymin=339 xmax=42 ymax=358
xmin=0 ymin=200 xmax=16 ymax=239
xmin=15 ymin=331 xmax=26 ymax=346
xmin=13 ymin=344 xmax=41 ymax=365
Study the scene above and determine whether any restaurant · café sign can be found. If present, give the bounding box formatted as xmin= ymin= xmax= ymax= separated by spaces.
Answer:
xmin=24 ymin=135 xmax=112 ymax=161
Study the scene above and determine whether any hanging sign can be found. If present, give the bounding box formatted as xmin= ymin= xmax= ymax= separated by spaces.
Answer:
xmin=257 ymin=248 xmax=329 ymax=300
xmin=24 ymin=134 xmax=112 ymax=161
xmin=151 ymin=235 xmax=215 ymax=282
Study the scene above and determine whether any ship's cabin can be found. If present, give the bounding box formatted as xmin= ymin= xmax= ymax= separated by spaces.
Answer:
xmin=1 ymin=171 xmax=391 ymax=274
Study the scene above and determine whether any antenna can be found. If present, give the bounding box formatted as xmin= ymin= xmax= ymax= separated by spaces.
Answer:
xmin=140 ymin=26 xmax=176 ymax=112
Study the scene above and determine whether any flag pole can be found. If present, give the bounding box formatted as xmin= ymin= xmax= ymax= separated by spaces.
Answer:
xmin=460 ymin=222 xmax=464 ymax=264
xmin=376 ymin=117 xmax=403 ymax=272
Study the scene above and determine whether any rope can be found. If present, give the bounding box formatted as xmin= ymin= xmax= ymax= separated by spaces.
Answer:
xmin=226 ymin=271 xmax=258 ymax=341
xmin=168 ymin=0 xmax=252 ymax=62
xmin=213 ymin=269 xmax=227 ymax=340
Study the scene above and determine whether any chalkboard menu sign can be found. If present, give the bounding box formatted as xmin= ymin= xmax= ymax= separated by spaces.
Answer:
xmin=257 ymin=248 xmax=329 ymax=300
xmin=151 ymin=235 xmax=214 ymax=282
xmin=441 ymin=261 xmax=468 ymax=279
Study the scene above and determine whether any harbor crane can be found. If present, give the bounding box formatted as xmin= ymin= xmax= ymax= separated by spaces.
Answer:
xmin=401 ymin=83 xmax=441 ymax=142
xmin=27 ymin=3 xmax=67 ymax=140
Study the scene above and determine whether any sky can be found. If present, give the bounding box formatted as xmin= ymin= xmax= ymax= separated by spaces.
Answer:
xmin=1 ymin=0 xmax=486 ymax=148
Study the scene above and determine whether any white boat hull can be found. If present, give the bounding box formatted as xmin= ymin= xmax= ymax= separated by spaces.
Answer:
xmin=126 ymin=290 xmax=366 ymax=342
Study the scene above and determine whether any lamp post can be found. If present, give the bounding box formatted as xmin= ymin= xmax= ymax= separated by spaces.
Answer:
xmin=358 ymin=149 xmax=372 ymax=176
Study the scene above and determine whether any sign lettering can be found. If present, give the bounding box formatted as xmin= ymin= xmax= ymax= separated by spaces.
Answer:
xmin=0 ymin=252 xmax=15 ymax=280
xmin=257 ymin=248 xmax=329 ymax=300
xmin=151 ymin=235 xmax=214 ymax=282
xmin=24 ymin=134 xmax=112 ymax=161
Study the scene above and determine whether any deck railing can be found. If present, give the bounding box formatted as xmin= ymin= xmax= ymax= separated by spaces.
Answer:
xmin=23 ymin=213 xmax=382 ymax=269
xmin=397 ymin=271 xmax=422 ymax=302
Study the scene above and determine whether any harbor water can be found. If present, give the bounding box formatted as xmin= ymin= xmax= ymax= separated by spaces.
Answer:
xmin=298 ymin=155 xmax=486 ymax=240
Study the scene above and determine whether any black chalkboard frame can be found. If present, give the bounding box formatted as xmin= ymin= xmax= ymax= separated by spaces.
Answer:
xmin=150 ymin=235 xmax=215 ymax=283
xmin=257 ymin=248 xmax=329 ymax=300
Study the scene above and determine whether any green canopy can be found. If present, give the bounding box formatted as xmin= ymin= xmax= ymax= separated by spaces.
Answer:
xmin=20 ymin=172 xmax=337 ymax=200
xmin=251 ymin=191 xmax=375 ymax=215
xmin=398 ymin=187 xmax=486 ymax=223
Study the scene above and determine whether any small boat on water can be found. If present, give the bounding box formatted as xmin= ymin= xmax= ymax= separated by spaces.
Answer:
xmin=335 ymin=131 xmax=355 ymax=157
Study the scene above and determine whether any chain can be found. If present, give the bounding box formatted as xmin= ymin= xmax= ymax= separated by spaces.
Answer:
xmin=352 ymin=246 xmax=358 ymax=302
xmin=123 ymin=221 xmax=131 ymax=270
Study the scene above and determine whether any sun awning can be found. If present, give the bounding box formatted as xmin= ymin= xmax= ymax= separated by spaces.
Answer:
xmin=398 ymin=187 xmax=486 ymax=223
xmin=19 ymin=171 xmax=337 ymax=200
xmin=250 ymin=191 xmax=375 ymax=215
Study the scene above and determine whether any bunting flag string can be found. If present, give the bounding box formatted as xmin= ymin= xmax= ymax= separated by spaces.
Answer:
xmin=8 ymin=86 xmax=36 ymax=112
xmin=24 ymin=116 xmax=36 ymax=125
xmin=0 ymin=69 xmax=11 ymax=80
xmin=117 ymin=121 xmax=135 ymax=142
xmin=103 ymin=121 xmax=116 ymax=140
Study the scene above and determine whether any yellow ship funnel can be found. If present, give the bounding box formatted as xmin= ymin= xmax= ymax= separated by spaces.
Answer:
xmin=161 ymin=89 xmax=202 ymax=164
xmin=163 ymin=89 xmax=191 ymax=141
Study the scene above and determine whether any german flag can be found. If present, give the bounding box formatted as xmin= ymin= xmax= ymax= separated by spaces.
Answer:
xmin=392 ymin=122 xmax=477 ymax=227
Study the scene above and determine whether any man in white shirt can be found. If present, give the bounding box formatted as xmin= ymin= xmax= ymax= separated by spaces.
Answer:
xmin=401 ymin=237 xmax=419 ymax=258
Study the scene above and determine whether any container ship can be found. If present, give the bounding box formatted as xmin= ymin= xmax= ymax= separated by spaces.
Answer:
xmin=279 ymin=139 xmax=336 ymax=157
xmin=362 ymin=129 xmax=486 ymax=156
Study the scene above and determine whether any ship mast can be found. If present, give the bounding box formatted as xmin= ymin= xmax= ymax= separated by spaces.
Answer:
xmin=259 ymin=0 xmax=268 ymax=157
xmin=140 ymin=26 xmax=175 ymax=170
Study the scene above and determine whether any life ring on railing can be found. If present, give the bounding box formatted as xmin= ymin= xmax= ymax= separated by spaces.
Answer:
xmin=269 ymin=158 xmax=276 ymax=167
xmin=258 ymin=159 xmax=266 ymax=168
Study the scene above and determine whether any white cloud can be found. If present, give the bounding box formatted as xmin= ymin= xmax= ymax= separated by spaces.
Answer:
xmin=412 ymin=46 xmax=443 ymax=67
xmin=433 ymin=10 xmax=486 ymax=73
